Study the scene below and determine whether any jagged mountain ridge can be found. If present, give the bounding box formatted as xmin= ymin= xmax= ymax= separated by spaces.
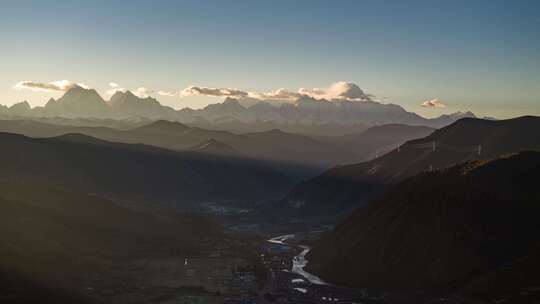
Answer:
xmin=1 ymin=86 xmax=476 ymax=131
xmin=109 ymin=90 xmax=178 ymax=119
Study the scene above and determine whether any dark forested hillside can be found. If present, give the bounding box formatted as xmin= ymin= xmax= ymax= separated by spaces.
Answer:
xmin=306 ymin=151 xmax=540 ymax=296
xmin=0 ymin=132 xmax=293 ymax=207
xmin=284 ymin=116 xmax=540 ymax=217
xmin=0 ymin=181 xmax=219 ymax=303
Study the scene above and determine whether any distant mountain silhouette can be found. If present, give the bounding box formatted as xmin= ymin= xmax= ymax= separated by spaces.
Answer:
xmin=0 ymin=132 xmax=293 ymax=206
xmin=109 ymin=90 xmax=178 ymax=119
xmin=306 ymin=151 xmax=540 ymax=296
xmin=8 ymin=101 xmax=32 ymax=116
xmin=181 ymin=95 xmax=475 ymax=129
xmin=334 ymin=124 xmax=435 ymax=162
xmin=0 ymin=119 xmax=353 ymax=168
xmin=427 ymin=110 xmax=476 ymax=126
xmin=238 ymin=128 xmax=354 ymax=168
xmin=0 ymin=115 xmax=151 ymax=129
xmin=186 ymin=118 xmax=371 ymax=137
xmin=37 ymin=85 xmax=109 ymax=117
xmin=101 ymin=120 xmax=352 ymax=168
xmin=285 ymin=116 xmax=540 ymax=216
xmin=1 ymin=86 xmax=477 ymax=135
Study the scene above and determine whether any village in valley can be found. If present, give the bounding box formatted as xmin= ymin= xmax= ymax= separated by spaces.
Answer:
xmin=79 ymin=222 xmax=385 ymax=304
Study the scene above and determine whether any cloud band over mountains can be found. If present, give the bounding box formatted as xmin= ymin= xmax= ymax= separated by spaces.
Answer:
xmin=7 ymin=79 xmax=476 ymax=128
xmin=180 ymin=86 xmax=250 ymax=98
xmin=180 ymin=81 xmax=374 ymax=102
xmin=14 ymin=80 xmax=375 ymax=103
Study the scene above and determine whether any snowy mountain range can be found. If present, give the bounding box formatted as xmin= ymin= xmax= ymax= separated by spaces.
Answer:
xmin=1 ymin=85 xmax=477 ymax=130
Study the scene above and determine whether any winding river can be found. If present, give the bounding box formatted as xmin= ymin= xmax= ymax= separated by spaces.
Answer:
xmin=267 ymin=234 xmax=328 ymax=285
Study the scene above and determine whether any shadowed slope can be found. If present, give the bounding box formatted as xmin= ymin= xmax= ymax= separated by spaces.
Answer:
xmin=0 ymin=182 xmax=218 ymax=303
xmin=0 ymin=132 xmax=293 ymax=206
xmin=284 ymin=116 xmax=540 ymax=216
xmin=307 ymin=151 xmax=540 ymax=293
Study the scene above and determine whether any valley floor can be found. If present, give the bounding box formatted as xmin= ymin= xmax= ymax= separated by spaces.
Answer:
xmin=79 ymin=234 xmax=263 ymax=304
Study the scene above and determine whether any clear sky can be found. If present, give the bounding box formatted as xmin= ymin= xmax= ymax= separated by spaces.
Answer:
xmin=0 ymin=0 xmax=539 ymax=118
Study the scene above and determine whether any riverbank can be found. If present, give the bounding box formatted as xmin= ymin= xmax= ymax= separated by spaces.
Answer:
xmin=261 ymin=233 xmax=378 ymax=303
xmin=267 ymin=234 xmax=328 ymax=285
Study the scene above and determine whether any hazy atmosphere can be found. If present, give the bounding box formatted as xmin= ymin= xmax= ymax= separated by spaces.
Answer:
xmin=1 ymin=1 xmax=540 ymax=304
xmin=1 ymin=0 xmax=539 ymax=118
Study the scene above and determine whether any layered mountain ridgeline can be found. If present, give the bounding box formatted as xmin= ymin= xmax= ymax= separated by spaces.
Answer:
xmin=240 ymin=128 xmax=352 ymax=168
xmin=0 ymin=119 xmax=343 ymax=169
xmin=327 ymin=124 xmax=435 ymax=163
xmin=0 ymin=86 xmax=476 ymax=136
xmin=0 ymin=181 xmax=218 ymax=303
xmin=0 ymin=119 xmax=430 ymax=169
xmin=126 ymin=121 xmax=353 ymax=168
xmin=180 ymin=96 xmax=444 ymax=127
xmin=187 ymin=119 xmax=371 ymax=137
xmin=284 ymin=116 xmax=540 ymax=216
xmin=0 ymin=132 xmax=293 ymax=207
xmin=306 ymin=152 xmax=540 ymax=298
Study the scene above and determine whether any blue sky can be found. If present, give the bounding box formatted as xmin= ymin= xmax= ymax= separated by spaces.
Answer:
xmin=0 ymin=0 xmax=539 ymax=118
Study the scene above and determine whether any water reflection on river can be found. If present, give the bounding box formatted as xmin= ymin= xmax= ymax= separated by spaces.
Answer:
xmin=267 ymin=234 xmax=327 ymax=285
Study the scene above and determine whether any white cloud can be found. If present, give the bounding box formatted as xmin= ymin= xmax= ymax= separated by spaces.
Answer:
xmin=133 ymin=87 xmax=154 ymax=98
xmin=106 ymin=83 xmax=154 ymax=98
xmin=18 ymin=80 xmax=374 ymax=103
xmin=180 ymin=86 xmax=249 ymax=98
xmin=250 ymin=88 xmax=302 ymax=100
xmin=13 ymin=80 xmax=89 ymax=92
xmin=421 ymin=98 xmax=446 ymax=108
xmin=106 ymin=88 xmax=127 ymax=95
xmin=176 ymin=82 xmax=374 ymax=102
xmin=157 ymin=90 xmax=178 ymax=97
xmin=106 ymin=82 xmax=127 ymax=95
xmin=299 ymin=81 xmax=372 ymax=101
